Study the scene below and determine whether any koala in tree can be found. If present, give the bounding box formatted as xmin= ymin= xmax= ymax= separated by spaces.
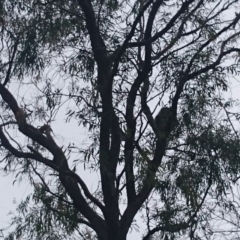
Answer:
xmin=154 ymin=107 xmax=176 ymax=132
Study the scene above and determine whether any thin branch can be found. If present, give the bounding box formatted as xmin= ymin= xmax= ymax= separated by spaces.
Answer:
xmin=141 ymin=158 xmax=214 ymax=240
xmin=27 ymin=145 xmax=106 ymax=212
xmin=172 ymin=30 xmax=240 ymax=112
xmin=151 ymin=0 xmax=204 ymax=61
xmin=37 ymin=0 xmax=85 ymax=20
xmin=127 ymin=0 xmax=197 ymax=48
xmin=215 ymin=98 xmax=239 ymax=137
xmin=0 ymin=120 xmax=17 ymax=127
xmin=111 ymin=0 xmax=154 ymax=79
xmin=47 ymin=204 xmax=94 ymax=230
xmin=0 ymin=126 xmax=107 ymax=239
xmin=2 ymin=39 xmax=19 ymax=86
xmin=29 ymin=161 xmax=74 ymax=206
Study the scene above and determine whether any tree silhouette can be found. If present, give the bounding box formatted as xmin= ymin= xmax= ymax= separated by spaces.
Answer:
xmin=1 ymin=0 xmax=240 ymax=240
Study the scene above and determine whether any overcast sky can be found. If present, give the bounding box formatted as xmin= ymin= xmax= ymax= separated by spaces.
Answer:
xmin=1 ymin=3 xmax=240 ymax=240
xmin=0 ymin=72 xmax=239 ymax=239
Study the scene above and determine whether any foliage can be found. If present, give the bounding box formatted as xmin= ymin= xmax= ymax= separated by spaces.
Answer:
xmin=0 ymin=0 xmax=240 ymax=240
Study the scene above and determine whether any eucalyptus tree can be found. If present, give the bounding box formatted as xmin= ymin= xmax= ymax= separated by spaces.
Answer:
xmin=1 ymin=0 xmax=240 ymax=240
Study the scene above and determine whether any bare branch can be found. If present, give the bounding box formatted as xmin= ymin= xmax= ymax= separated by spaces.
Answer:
xmin=2 ymin=39 xmax=19 ymax=86
xmin=128 ymin=0 xmax=198 ymax=48
xmin=111 ymin=0 xmax=154 ymax=79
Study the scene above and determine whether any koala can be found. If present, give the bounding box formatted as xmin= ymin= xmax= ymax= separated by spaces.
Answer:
xmin=154 ymin=107 xmax=176 ymax=132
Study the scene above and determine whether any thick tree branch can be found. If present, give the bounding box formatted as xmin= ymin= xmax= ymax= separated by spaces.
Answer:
xmin=123 ymin=0 xmax=165 ymax=206
xmin=0 ymin=126 xmax=105 ymax=212
xmin=0 ymin=128 xmax=108 ymax=239
xmin=140 ymin=77 xmax=158 ymax=135
xmin=28 ymin=145 xmax=106 ymax=213
xmin=119 ymin=2 xmax=167 ymax=232
xmin=140 ymin=1 xmax=205 ymax=136
xmin=0 ymin=83 xmax=65 ymax=155
xmin=75 ymin=2 xmax=119 ymax=227
xmin=120 ymin=4 xmax=240 ymax=237
xmin=76 ymin=0 xmax=108 ymax=69
xmin=0 ymin=83 xmax=108 ymax=239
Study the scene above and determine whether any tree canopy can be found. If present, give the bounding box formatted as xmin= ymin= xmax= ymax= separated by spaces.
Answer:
xmin=1 ymin=0 xmax=240 ymax=239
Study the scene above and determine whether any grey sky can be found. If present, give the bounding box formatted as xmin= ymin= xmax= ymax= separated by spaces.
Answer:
xmin=1 ymin=1 xmax=240 ymax=240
